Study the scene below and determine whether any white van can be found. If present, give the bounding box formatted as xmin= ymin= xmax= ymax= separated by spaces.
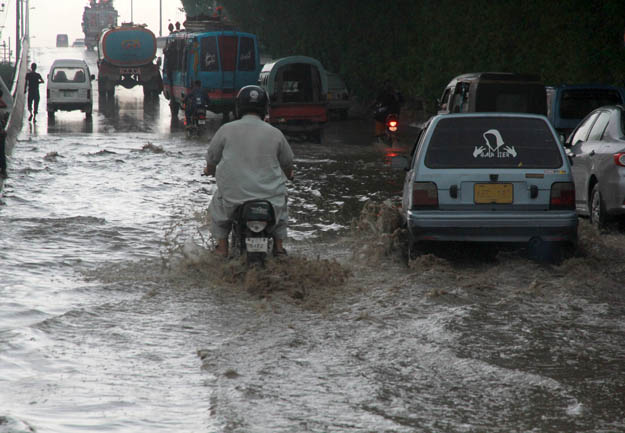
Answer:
xmin=47 ymin=59 xmax=95 ymax=120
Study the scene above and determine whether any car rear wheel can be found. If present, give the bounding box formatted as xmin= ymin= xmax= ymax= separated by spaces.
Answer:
xmin=590 ymin=184 xmax=607 ymax=229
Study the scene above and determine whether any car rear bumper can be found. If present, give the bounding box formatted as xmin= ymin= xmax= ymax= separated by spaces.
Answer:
xmin=603 ymin=177 xmax=625 ymax=216
xmin=406 ymin=210 xmax=578 ymax=243
xmin=48 ymin=102 xmax=91 ymax=112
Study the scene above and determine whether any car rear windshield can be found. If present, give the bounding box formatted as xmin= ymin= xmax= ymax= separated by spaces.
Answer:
xmin=475 ymin=83 xmax=547 ymax=115
xmin=559 ymin=89 xmax=623 ymax=119
xmin=424 ymin=117 xmax=563 ymax=169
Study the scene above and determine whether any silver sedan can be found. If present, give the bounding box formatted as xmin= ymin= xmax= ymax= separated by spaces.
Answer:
xmin=566 ymin=105 xmax=625 ymax=227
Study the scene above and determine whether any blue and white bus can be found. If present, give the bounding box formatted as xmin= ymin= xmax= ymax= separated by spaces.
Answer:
xmin=162 ymin=29 xmax=261 ymax=120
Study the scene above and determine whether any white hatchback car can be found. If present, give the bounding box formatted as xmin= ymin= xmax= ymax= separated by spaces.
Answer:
xmin=47 ymin=59 xmax=94 ymax=120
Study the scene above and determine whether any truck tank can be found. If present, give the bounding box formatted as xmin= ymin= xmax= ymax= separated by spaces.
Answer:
xmin=97 ymin=24 xmax=163 ymax=102
xmin=82 ymin=0 xmax=118 ymax=51
xmin=98 ymin=25 xmax=157 ymax=67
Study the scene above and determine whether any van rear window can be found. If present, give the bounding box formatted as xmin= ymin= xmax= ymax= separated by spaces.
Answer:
xmin=425 ymin=117 xmax=562 ymax=169
xmin=559 ymin=89 xmax=623 ymax=119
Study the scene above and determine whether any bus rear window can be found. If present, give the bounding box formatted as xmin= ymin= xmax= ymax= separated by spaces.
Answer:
xmin=424 ymin=117 xmax=562 ymax=169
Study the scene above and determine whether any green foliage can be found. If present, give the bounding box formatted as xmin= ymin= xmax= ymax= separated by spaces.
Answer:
xmin=190 ymin=0 xmax=625 ymax=114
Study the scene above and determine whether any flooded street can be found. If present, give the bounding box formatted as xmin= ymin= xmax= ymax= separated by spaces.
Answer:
xmin=1 ymin=47 xmax=625 ymax=433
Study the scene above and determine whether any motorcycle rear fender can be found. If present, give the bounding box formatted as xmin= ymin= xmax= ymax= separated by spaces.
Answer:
xmin=235 ymin=200 xmax=276 ymax=224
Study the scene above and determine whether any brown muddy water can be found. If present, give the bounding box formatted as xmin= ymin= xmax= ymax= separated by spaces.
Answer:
xmin=1 ymin=46 xmax=625 ymax=433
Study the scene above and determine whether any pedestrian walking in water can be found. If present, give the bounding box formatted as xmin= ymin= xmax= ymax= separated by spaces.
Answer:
xmin=24 ymin=63 xmax=44 ymax=122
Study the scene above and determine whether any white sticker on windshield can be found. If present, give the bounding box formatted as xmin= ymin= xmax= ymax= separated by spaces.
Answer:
xmin=473 ymin=129 xmax=517 ymax=158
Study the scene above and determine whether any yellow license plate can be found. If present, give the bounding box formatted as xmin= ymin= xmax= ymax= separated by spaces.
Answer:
xmin=474 ymin=183 xmax=513 ymax=204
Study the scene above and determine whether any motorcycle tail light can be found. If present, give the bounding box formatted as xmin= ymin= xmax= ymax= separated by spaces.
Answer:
xmin=550 ymin=182 xmax=575 ymax=210
xmin=246 ymin=221 xmax=268 ymax=233
xmin=614 ymin=153 xmax=625 ymax=167
xmin=412 ymin=182 xmax=438 ymax=209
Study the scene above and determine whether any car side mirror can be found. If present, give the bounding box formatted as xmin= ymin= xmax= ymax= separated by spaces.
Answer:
xmin=391 ymin=155 xmax=410 ymax=171
xmin=90 ymin=74 xmax=95 ymax=81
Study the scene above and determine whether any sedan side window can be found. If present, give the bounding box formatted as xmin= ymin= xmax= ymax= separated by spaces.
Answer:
xmin=571 ymin=112 xmax=599 ymax=145
xmin=587 ymin=112 xmax=610 ymax=141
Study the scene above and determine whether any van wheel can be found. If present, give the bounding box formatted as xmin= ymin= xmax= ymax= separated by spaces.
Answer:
xmin=590 ymin=184 xmax=608 ymax=230
xmin=48 ymin=111 xmax=55 ymax=121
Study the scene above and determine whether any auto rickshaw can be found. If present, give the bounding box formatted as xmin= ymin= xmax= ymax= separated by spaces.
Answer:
xmin=259 ymin=56 xmax=328 ymax=143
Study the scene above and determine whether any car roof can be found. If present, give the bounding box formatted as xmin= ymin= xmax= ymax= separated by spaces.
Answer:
xmin=50 ymin=59 xmax=88 ymax=67
xmin=431 ymin=112 xmax=549 ymax=122
xmin=446 ymin=72 xmax=542 ymax=86
xmin=547 ymin=84 xmax=623 ymax=91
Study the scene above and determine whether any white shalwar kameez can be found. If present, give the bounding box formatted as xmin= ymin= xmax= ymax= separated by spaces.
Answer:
xmin=205 ymin=114 xmax=294 ymax=240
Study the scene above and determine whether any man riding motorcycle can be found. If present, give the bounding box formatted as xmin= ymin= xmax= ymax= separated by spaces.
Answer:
xmin=203 ymin=85 xmax=294 ymax=257
xmin=185 ymin=80 xmax=209 ymax=126
xmin=373 ymin=80 xmax=403 ymax=137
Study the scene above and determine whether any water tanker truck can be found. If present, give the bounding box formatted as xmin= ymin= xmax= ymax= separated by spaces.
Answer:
xmin=97 ymin=23 xmax=163 ymax=101
xmin=82 ymin=0 xmax=119 ymax=51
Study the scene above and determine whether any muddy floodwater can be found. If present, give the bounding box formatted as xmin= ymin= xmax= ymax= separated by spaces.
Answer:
xmin=1 ymin=47 xmax=625 ymax=433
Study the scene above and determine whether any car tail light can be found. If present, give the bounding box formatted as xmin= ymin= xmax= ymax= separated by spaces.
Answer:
xmin=614 ymin=153 xmax=625 ymax=167
xmin=550 ymin=182 xmax=575 ymax=210
xmin=412 ymin=182 xmax=438 ymax=209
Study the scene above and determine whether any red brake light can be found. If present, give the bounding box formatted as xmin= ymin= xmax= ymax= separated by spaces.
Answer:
xmin=614 ymin=153 xmax=625 ymax=167
xmin=412 ymin=182 xmax=438 ymax=209
xmin=550 ymin=182 xmax=575 ymax=210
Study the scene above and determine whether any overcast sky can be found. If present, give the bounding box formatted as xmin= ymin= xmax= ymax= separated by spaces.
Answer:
xmin=1 ymin=0 xmax=188 ymax=48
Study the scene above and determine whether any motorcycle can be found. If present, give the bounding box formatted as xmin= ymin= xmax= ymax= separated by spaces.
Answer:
xmin=185 ymin=97 xmax=208 ymax=138
xmin=373 ymin=104 xmax=400 ymax=146
xmin=230 ymin=199 xmax=276 ymax=266
xmin=383 ymin=113 xmax=399 ymax=146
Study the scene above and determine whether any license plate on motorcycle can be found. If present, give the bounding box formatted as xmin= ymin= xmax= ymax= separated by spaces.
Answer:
xmin=198 ymin=119 xmax=206 ymax=124
xmin=246 ymin=237 xmax=268 ymax=253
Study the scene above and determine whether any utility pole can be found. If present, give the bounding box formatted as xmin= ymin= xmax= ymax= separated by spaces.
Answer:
xmin=159 ymin=0 xmax=162 ymax=36
xmin=15 ymin=0 xmax=20 ymax=61
xmin=130 ymin=0 xmax=133 ymax=23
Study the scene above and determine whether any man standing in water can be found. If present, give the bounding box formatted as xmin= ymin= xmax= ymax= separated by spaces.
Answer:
xmin=24 ymin=63 xmax=44 ymax=122
xmin=204 ymin=85 xmax=294 ymax=257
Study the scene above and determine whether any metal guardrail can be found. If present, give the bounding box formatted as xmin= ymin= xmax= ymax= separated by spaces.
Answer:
xmin=5 ymin=36 xmax=28 ymax=154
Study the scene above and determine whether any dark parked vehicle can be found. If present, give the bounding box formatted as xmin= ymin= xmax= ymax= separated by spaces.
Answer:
xmin=326 ymin=71 xmax=350 ymax=119
xmin=56 ymin=34 xmax=69 ymax=48
xmin=546 ymin=84 xmax=625 ymax=140
xmin=393 ymin=113 xmax=577 ymax=261
xmin=438 ymin=72 xmax=547 ymax=116
xmin=565 ymin=105 xmax=625 ymax=228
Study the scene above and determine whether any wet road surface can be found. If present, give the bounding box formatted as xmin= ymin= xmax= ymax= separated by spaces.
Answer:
xmin=1 ymin=46 xmax=624 ymax=433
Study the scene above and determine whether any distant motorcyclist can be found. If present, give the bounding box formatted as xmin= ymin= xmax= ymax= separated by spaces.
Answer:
xmin=373 ymin=80 xmax=403 ymax=137
xmin=204 ymin=85 xmax=294 ymax=257
xmin=184 ymin=80 xmax=209 ymax=126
